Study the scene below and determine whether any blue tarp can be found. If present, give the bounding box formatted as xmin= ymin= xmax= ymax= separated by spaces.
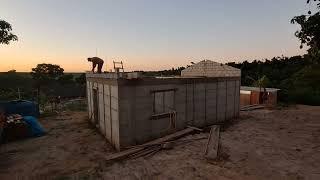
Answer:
xmin=0 ymin=100 xmax=39 ymax=118
xmin=23 ymin=116 xmax=46 ymax=137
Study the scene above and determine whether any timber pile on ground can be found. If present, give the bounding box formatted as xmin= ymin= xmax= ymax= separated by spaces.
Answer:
xmin=105 ymin=127 xmax=206 ymax=162
xmin=240 ymin=104 xmax=265 ymax=111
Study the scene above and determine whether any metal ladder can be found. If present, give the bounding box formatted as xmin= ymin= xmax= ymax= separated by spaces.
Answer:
xmin=113 ymin=61 xmax=124 ymax=73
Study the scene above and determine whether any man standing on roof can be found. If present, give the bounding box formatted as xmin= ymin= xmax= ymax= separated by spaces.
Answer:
xmin=88 ymin=57 xmax=104 ymax=73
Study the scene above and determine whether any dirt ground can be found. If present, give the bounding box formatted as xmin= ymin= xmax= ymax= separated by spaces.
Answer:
xmin=0 ymin=105 xmax=319 ymax=180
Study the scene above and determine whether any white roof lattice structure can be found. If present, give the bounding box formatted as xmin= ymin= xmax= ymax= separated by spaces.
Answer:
xmin=181 ymin=60 xmax=241 ymax=77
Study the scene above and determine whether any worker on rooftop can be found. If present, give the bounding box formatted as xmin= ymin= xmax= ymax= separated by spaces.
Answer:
xmin=88 ymin=57 xmax=104 ymax=73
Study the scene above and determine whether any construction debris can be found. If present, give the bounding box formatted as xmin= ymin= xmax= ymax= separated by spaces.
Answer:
xmin=161 ymin=141 xmax=174 ymax=150
xmin=105 ymin=127 xmax=201 ymax=162
xmin=204 ymin=125 xmax=221 ymax=160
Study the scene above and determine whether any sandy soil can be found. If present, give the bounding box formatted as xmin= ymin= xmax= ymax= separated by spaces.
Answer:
xmin=0 ymin=105 xmax=319 ymax=180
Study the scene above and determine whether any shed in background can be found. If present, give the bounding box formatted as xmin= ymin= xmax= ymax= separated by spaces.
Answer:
xmin=240 ymin=86 xmax=280 ymax=107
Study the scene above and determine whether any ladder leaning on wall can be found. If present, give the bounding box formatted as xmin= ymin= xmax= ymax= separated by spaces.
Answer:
xmin=113 ymin=61 xmax=124 ymax=73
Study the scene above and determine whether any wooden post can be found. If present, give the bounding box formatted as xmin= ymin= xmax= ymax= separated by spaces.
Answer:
xmin=204 ymin=125 xmax=221 ymax=160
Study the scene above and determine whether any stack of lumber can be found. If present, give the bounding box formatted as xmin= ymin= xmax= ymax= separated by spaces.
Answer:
xmin=105 ymin=127 xmax=201 ymax=162
xmin=240 ymin=104 xmax=265 ymax=111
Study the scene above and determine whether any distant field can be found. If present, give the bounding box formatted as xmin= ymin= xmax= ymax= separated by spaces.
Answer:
xmin=0 ymin=72 xmax=84 ymax=77
xmin=0 ymin=72 xmax=86 ymax=101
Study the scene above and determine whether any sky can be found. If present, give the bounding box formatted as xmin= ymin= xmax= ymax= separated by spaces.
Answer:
xmin=0 ymin=0 xmax=312 ymax=72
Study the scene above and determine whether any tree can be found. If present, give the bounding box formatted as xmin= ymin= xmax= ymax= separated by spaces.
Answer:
xmin=247 ymin=75 xmax=270 ymax=90
xmin=7 ymin=69 xmax=16 ymax=73
xmin=291 ymin=0 xmax=320 ymax=57
xmin=31 ymin=64 xmax=64 ymax=84
xmin=31 ymin=64 xmax=64 ymax=105
xmin=253 ymin=75 xmax=270 ymax=89
xmin=0 ymin=19 xmax=18 ymax=45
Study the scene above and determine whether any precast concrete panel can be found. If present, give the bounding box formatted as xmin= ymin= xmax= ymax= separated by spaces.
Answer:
xmin=235 ymin=80 xmax=240 ymax=116
xmin=174 ymin=85 xmax=187 ymax=129
xmin=194 ymin=83 xmax=206 ymax=127
xmin=226 ymin=81 xmax=236 ymax=119
xmin=86 ymin=81 xmax=92 ymax=121
xmin=217 ymin=81 xmax=227 ymax=122
xmin=98 ymin=83 xmax=105 ymax=135
xmin=186 ymin=83 xmax=194 ymax=125
xmin=110 ymin=85 xmax=120 ymax=149
xmin=205 ymin=82 xmax=218 ymax=125
xmin=103 ymin=84 xmax=112 ymax=142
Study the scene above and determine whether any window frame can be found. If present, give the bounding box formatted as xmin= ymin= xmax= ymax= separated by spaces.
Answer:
xmin=151 ymin=88 xmax=177 ymax=117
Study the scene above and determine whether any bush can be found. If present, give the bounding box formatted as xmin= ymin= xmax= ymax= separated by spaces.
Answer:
xmin=288 ymin=88 xmax=320 ymax=105
xmin=280 ymin=64 xmax=320 ymax=105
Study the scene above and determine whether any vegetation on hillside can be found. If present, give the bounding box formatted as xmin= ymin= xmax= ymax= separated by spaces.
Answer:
xmin=0 ymin=70 xmax=86 ymax=102
xmin=227 ymin=55 xmax=320 ymax=105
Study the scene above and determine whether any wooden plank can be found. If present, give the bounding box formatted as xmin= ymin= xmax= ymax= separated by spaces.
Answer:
xmin=105 ymin=128 xmax=195 ymax=161
xmin=150 ymin=88 xmax=178 ymax=94
xmin=124 ymin=136 xmax=207 ymax=149
xmin=204 ymin=125 xmax=220 ymax=160
xmin=146 ymin=127 xmax=195 ymax=145
xmin=187 ymin=126 xmax=203 ymax=132
xmin=150 ymin=112 xmax=173 ymax=120
xmin=240 ymin=104 xmax=265 ymax=111
xmin=241 ymin=104 xmax=259 ymax=109
xmin=130 ymin=146 xmax=161 ymax=159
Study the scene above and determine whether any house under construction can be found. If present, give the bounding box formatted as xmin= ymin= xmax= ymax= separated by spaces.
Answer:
xmin=86 ymin=60 xmax=241 ymax=150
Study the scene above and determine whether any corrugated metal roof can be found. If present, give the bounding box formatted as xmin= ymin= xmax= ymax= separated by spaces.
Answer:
xmin=241 ymin=86 xmax=280 ymax=93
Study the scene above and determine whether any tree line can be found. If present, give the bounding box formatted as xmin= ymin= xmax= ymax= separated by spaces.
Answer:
xmin=0 ymin=68 xmax=86 ymax=101
xmin=1 ymin=0 xmax=319 ymax=105
xmin=227 ymin=55 xmax=320 ymax=105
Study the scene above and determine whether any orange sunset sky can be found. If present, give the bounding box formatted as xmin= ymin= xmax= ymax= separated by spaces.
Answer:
xmin=0 ymin=0 xmax=309 ymax=72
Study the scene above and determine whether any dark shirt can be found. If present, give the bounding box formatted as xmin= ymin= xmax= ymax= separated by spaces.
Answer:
xmin=91 ymin=57 xmax=104 ymax=65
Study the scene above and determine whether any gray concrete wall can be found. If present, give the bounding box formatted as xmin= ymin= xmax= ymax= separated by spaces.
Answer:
xmin=98 ymin=83 xmax=105 ymax=136
xmin=205 ymin=82 xmax=218 ymax=125
xmin=86 ymin=76 xmax=240 ymax=150
xmin=86 ymin=79 xmax=121 ymax=150
xmin=117 ymin=78 xmax=240 ymax=149
xmin=118 ymin=84 xmax=181 ymax=147
xmin=86 ymin=81 xmax=92 ymax=122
